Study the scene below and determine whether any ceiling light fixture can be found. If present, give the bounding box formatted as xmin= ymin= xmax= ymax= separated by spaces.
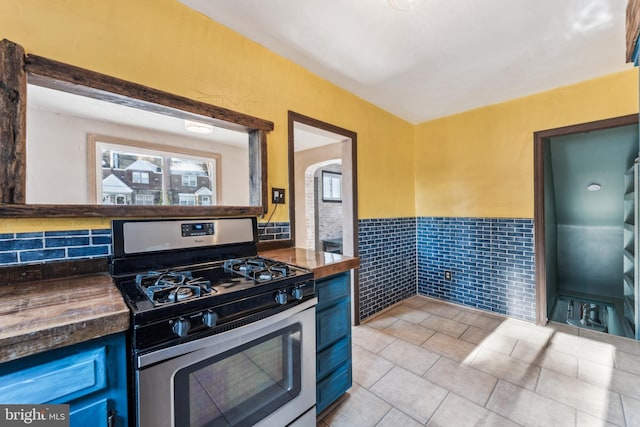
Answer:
xmin=184 ymin=119 xmax=214 ymax=134
xmin=586 ymin=182 xmax=602 ymax=192
xmin=388 ymin=0 xmax=426 ymax=11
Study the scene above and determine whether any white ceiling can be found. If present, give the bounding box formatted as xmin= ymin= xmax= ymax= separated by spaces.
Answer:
xmin=180 ymin=0 xmax=632 ymax=124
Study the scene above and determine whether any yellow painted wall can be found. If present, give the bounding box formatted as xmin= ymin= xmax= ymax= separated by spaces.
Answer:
xmin=0 ymin=0 xmax=415 ymax=232
xmin=415 ymin=69 xmax=639 ymax=219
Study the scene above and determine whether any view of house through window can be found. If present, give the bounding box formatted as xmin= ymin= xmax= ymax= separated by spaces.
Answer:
xmin=92 ymin=138 xmax=219 ymax=206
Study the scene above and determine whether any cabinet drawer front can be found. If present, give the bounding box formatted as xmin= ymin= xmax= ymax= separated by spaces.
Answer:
xmin=316 ymin=299 xmax=350 ymax=351
xmin=0 ymin=347 xmax=107 ymax=404
xmin=316 ymin=362 xmax=352 ymax=414
xmin=316 ymin=273 xmax=350 ymax=309
xmin=317 ymin=336 xmax=351 ymax=381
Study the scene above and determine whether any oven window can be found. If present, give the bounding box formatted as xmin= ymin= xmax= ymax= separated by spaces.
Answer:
xmin=174 ymin=324 xmax=302 ymax=427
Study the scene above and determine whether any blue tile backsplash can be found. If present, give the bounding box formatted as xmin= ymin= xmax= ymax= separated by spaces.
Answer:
xmin=358 ymin=218 xmax=417 ymax=320
xmin=0 ymin=229 xmax=112 ymax=265
xmin=417 ymin=217 xmax=536 ymax=322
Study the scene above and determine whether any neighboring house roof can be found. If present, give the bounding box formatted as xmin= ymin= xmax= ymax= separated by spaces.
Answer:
xmin=103 ymin=173 xmax=133 ymax=194
xmin=125 ymin=159 xmax=160 ymax=172
xmin=171 ymin=160 xmax=208 ymax=175
xmin=195 ymin=186 xmax=213 ymax=196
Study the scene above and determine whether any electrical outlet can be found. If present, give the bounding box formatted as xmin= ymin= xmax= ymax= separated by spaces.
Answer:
xmin=272 ymin=188 xmax=285 ymax=204
xmin=444 ymin=270 xmax=452 ymax=281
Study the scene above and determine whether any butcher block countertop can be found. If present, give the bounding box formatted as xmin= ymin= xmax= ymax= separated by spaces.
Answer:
xmin=0 ymin=273 xmax=129 ymax=363
xmin=261 ymin=248 xmax=359 ymax=279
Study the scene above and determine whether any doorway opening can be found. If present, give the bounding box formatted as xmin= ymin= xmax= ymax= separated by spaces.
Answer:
xmin=287 ymin=111 xmax=359 ymax=324
xmin=534 ymin=114 xmax=639 ymax=339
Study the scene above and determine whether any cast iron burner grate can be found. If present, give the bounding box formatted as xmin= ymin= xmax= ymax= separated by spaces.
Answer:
xmin=223 ymin=259 xmax=291 ymax=282
xmin=135 ymin=271 xmax=213 ymax=305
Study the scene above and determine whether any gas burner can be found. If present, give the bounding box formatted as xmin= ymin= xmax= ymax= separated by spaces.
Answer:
xmin=224 ymin=258 xmax=291 ymax=282
xmin=136 ymin=271 xmax=213 ymax=305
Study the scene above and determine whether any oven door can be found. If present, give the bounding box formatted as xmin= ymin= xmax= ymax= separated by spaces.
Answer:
xmin=137 ymin=299 xmax=316 ymax=427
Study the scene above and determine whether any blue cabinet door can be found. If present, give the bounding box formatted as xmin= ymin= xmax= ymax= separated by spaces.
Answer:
xmin=315 ymin=272 xmax=352 ymax=414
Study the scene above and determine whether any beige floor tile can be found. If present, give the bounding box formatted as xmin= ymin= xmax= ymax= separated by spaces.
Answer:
xmin=576 ymin=411 xmax=619 ymax=427
xmin=321 ymin=384 xmax=391 ymax=427
xmin=547 ymin=331 xmax=615 ymax=367
xmin=424 ymin=356 xmax=497 ymax=406
xmin=452 ymin=309 xmax=504 ymax=331
xmin=363 ymin=314 xmax=399 ymax=330
xmin=421 ymin=332 xmax=479 ymax=363
xmin=427 ymin=393 xmax=519 ymax=427
xmin=352 ymin=325 xmax=396 ymax=353
xmin=622 ymin=395 xmax=640 ymax=427
xmin=420 ymin=314 xmax=469 ymax=338
xmin=376 ymin=408 xmax=423 ymax=427
xmin=369 ymin=366 xmax=447 ymax=424
xmin=383 ymin=319 xmax=435 ymax=345
xmin=511 ymin=340 xmax=579 ymax=377
xmin=493 ymin=317 xmax=552 ymax=346
xmin=402 ymin=296 xmax=429 ymax=309
xmin=614 ymin=349 xmax=640 ymax=376
xmin=460 ymin=326 xmax=517 ymax=355
xmin=352 ymin=344 xmax=395 ymax=388
xmin=536 ymin=368 xmax=625 ymax=425
xmin=487 ymin=380 xmax=576 ymax=427
xmin=470 ymin=347 xmax=540 ymax=390
xmin=386 ymin=304 xmax=431 ymax=324
xmin=418 ymin=300 xmax=462 ymax=319
xmin=578 ymin=359 xmax=640 ymax=400
xmin=580 ymin=328 xmax=640 ymax=356
xmin=379 ymin=339 xmax=440 ymax=376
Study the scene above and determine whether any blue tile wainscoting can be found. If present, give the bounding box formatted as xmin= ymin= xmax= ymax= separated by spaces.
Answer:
xmin=258 ymin=222 xmax=290 ymax=242
xmin=358 ymin=217 xmax=417 ymax=320
xmin=417 ymin=217 xmax=536 ymax=322
xmin=0 ymin=229 xmax=112 ymax=265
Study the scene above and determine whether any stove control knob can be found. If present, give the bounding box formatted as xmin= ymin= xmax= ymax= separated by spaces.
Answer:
xmin=275 ymin=291 xmax=288 ymax=305
xmin=202 ymin=310 xmax=219 ymax=328
xmin=291 ymin=286 xmax=304 ymax=300
xmin=172 ymin=317 xmax=191 ymax=337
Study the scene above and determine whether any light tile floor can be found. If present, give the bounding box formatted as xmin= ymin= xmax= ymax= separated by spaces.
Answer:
xmin=317 ymin=296 xmax=640 ymax=427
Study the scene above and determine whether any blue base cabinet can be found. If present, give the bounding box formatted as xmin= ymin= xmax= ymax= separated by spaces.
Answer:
xmin=0 ymin=333 xmax=128 ymax=427
xmin=316 ymin=272 xmax=352 ymax=414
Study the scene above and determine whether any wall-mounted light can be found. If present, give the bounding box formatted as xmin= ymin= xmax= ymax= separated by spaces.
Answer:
xmin=586 ymin=182 xmax=602 ymax=192
xmin=184 ymin=119 xmax=214 ymax=134
xmin=388 ymin=0 xmax=426 ymax=11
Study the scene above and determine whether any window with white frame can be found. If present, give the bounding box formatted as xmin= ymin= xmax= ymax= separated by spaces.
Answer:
xmin=134 ymin=194 xmax=155 ymax=205
xmin=182 ymin=175 xmax=197 ymax=187
xmin=322 ymin=171 xmax=342 ymax=202
xmin=179 ymin=194 xmax=197 ymax=206
xmin=132 ymin=171 xmax=150 ymax=184
xmin=91 ymin=136 xmax=219 ymax=206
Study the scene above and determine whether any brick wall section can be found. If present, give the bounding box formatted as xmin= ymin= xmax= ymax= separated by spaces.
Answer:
xmin=0 ymin=229 xmax=112 ymax=265
xmin=417 ymin=217 xmax=536 ymax=322
xmin=358 ymin=217 xmax=417 ymax=320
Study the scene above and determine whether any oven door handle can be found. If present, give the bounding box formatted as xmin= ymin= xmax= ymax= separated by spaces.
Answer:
xmin=137 ymin=297 xmax=317 ymax=368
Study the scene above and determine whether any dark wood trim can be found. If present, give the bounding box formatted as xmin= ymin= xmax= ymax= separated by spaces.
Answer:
xmin=25 ymin=54 xmax=274 ymax=132
xmin=0 ymin=204 xmax=262 ymax=218
xmin=287 ymin=111 xmax=360 ymax=324
xmin=0 ymin=39 xmax=272 ymax=218
xmin=534 ymin=113 xmax=639 ymax=325
xmin=0 ymin=258 xmax=109 ymax=285
xmin=0 ymin=39 xmax=26 ymax=203
xmin=627 ymin=0 xmax=640 ymax=62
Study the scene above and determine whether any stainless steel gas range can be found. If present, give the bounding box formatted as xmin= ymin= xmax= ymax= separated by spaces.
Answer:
xmin=110 ymin=217 xmax=317 ymax=427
